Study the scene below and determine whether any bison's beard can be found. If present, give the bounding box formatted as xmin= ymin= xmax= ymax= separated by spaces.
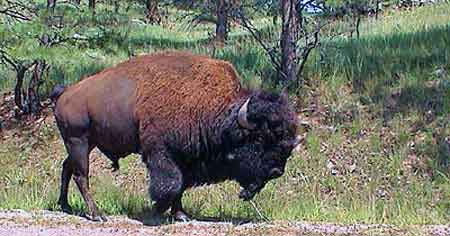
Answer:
xmin=238 ymin=183 xmax=265 ymax=201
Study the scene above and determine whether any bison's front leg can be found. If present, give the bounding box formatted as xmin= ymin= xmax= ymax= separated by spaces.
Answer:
xmin=171 ymin=195 xmax=190 ymax=222
xmin=146 ymin=148 xmax=187 ymax=221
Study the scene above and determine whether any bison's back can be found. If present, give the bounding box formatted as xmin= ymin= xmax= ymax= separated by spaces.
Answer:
xmin=126 ymin=51 xmax=244 ymax=147
xmin=56 ymin=51 xmax=244 ymax=154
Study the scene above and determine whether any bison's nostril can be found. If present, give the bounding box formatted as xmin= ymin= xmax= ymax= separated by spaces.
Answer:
xmin=269 ymin=168 xmax=282 ymax=178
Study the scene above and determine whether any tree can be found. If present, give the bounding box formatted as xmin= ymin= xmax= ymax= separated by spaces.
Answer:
xmin=0 ymin=0 xmax=35 ymax=21
xmin=326 ymin=0 xmax=385 ymax=38
xmin=0 ymin=1 xmax=107 ymax=115
xmin=145 ymin=0 xmax=161 ymax=24
xmin=114 ymin=0 xmax=120 ymax=13
xmin=89 ymin=0 xmax=95 ymax=13
xmin=1 ymin=0 xmax=139 ymax=116
xmin=215 ymin=0 xmax=229 ymax=43
xmin=338 ymin=0 xmax=373 ymax=38
xmin=47 ymin=0 xmax=56 ymax=12
xmin=174 ymin=0 xmax=238 ymax=44
xmin=237 ymin=0 xmax=325 ymax=88
xmin=0 ymin=53 xmax=36 ymax=112
xmin=280 ymin=0 xmax=299 ymax=85
xmin=0 ymin=0 xmax=40 ymax=113
xmin=0 ymin=33 xmax=50 ymax=114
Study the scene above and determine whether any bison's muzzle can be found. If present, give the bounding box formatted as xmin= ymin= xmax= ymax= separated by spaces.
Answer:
xmin=239 ymin=184 xmax=264 ymax=201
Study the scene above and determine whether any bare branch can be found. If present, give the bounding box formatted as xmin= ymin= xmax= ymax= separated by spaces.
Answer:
xmin=235 ymin=9 xmax=282 ymax=73
xmin=0 ymin=0 xmax=36 ymax=21
xmin=0 ymin=52 xmax=19 ymax=70
xmin=296 ymin=19 xmax=322 ymax=77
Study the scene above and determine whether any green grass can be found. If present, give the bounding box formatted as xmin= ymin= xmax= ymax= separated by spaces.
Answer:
xmin=1 ymin=2 xmax=449 ymax=226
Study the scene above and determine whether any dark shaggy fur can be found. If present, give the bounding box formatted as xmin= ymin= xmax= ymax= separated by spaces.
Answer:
xmin=52 ymin=51 xmax=298 ymax=222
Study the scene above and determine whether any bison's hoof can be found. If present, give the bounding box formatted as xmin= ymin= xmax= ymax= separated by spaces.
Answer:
xmin=58 ymin=201 xmax=73 ymax=214
xmin=96 ymin=215 xmax=108 ymax=222
xmin=61 ymin=206 xmax=73 ymax=214
xmin=174 ymin=211 xmax=191 ymax=222
xmin=85 ymin=213 xmax=108 ymax=222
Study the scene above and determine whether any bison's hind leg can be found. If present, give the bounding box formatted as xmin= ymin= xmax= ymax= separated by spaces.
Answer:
xmin=63 ymin=135 xmax=106 ymax=222
xmin=58 ymin=157 xmax=74 ymax=214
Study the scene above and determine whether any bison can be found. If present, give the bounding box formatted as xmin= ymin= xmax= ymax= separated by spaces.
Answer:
xmin=51 ymin=51 xmax=299 ymax=222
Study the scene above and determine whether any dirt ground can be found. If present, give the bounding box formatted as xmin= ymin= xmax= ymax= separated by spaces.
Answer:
xmin=0 ymin=210 xmax=448 ymax=236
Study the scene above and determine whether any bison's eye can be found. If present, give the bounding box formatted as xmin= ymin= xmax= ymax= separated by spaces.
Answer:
xmin=274 ymin=127 xmax=284 ymax=137
xmin=256 ymin=136 xmax=265 ymax=144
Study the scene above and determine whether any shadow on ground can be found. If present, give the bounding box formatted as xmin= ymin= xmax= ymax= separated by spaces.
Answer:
xmin=129 ymin=207 xmax=257 ymax=226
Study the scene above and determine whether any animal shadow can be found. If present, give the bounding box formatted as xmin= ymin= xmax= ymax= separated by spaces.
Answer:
xmin=192 ymin=215 xmax=257 ymax=226
xmin=128 ymin=207 xmax=170 ymax=226
xmin=129 ymin=207 xmax=259 ymax=226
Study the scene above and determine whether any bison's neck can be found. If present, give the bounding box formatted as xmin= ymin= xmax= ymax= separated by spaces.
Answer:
xmin=180 ymin=158 xmax=234 ymax=186
xmin=170 ymin=95 xmax=251 ymax=185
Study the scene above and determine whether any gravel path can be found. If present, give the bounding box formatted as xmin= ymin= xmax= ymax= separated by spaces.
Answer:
xmin=0 ymin=210 xmax=448 ymax=236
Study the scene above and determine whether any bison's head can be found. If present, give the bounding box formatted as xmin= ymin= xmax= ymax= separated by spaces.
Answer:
xmin=225 ymin=90 xmax=299 ymax=201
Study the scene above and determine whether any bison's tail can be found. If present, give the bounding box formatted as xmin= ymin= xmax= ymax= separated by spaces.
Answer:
xmin=49 ymin=84 xmax=65 ymax=102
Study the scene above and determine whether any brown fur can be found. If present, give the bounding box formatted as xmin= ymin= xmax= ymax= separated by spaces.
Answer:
xmin=129 ymin=51 xmax=245 ymax=147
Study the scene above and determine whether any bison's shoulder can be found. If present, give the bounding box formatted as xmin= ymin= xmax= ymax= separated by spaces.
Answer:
xmin=132 ymin=51 xmax=245 ymax=145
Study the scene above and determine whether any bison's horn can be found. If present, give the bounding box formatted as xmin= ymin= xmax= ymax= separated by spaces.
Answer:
xmin=293 ymin=135 xmax=303 ymax=147
xmin=238 ymin=98 xmax=256 ymax=130
xmin=281 ymin=135 xmax=303 ymax=149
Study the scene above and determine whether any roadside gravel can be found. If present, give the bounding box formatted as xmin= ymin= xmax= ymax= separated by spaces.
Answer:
xmin=0 ymin=210 xmax=448 ymax=236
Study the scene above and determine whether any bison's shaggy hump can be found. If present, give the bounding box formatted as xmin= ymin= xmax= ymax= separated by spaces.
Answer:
xmin=116 ymin=51 xmax=245 ymax=147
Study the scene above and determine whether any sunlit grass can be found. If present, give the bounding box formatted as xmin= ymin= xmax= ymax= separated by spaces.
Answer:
xmin=0 ymin=2 xmax=449 ymax=226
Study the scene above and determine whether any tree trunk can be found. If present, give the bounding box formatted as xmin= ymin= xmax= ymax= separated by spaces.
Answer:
xmin=272 ymin=15 xmax=278 ymax=25
xmin=375 ymin=0 xmax=379 ymax=19
xmin=355 ymin=16 xmax=361 ymax=38
xmin=89 ymin=0 xmax=95 ymax=13
xmin=47 ymin=0 xmax=56 ymax=12
xmin=145 ymin=0 xmax=160 ymax=24
xmin=14 ymin=66 xmax=27 ymax=111
xmin=280 ymin=0 xmax=298 ymax=84
xmin=114 ymin=0 xmax=120 ymax=13
xmin=27 ymin=61 xmax=46 ymax=114
xmin=215 ymin=0 xmax=228 ymax=44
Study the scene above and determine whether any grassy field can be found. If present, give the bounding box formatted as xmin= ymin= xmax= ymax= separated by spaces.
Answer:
xmin=0 ymin=3 xmax=449 ymax=226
